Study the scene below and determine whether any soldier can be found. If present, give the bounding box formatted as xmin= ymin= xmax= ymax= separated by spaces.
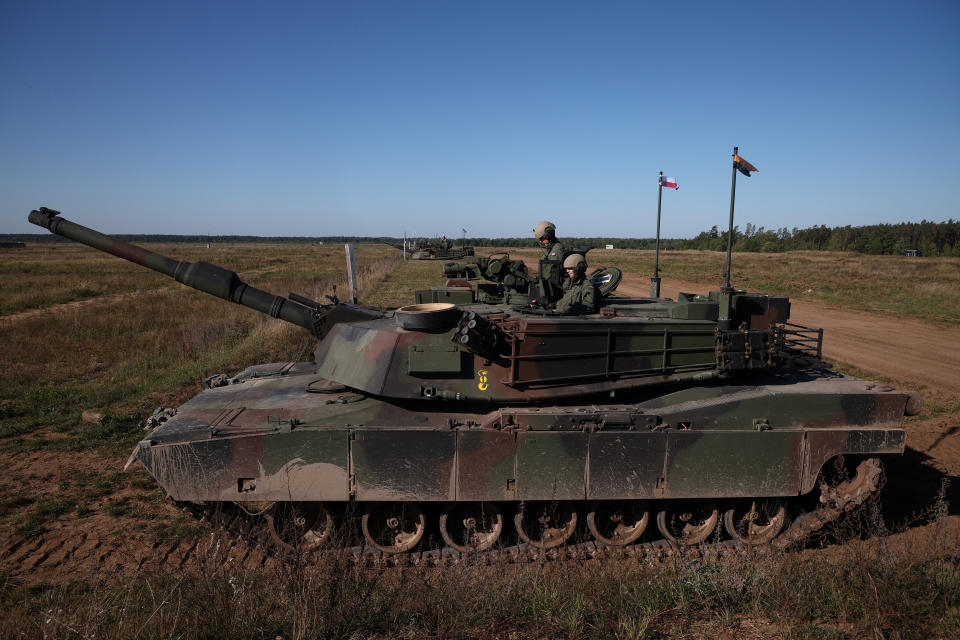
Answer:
xmin=533 ymin=220 xmax=565 ymax=283
xmin=555 ymin=253 xmax=598 ymax=314
xmin=533 ymin=220 xmax=564 ymax=261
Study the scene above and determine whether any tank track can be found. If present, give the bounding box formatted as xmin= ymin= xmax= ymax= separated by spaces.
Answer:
xmin=182 ymin=457 xmax=884 ymax=567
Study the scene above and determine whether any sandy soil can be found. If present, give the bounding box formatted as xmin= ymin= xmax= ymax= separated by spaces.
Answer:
xmin=2 ymin=275 xmax=958 ymax=583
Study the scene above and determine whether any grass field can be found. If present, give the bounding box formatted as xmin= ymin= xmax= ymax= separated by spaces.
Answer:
xmin=1 ymin=242 xmax=958 ymax=639
xmin=502 ymin=247 xmax=960 ymax=324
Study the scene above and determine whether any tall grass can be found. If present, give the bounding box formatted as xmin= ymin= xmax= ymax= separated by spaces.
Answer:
xmin=1 ymin=507 xmax=956 ymax=639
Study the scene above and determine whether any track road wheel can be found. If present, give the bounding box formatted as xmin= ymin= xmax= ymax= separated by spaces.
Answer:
xmin=439 ymin=503 xmax=504 ymax=551
xmin=656 ymin=501 xmax=719 ymax=545
xmin=514 ymin=501 xmax=577 ymax=549
xmin=362 ymin=502 xmax=426 ymax=553
xmin=266 ymin=502 xmax=334 ymax=551
xmin=724 ymin=499 xmax=787 ymax=545
xmin=587 ymin=501 xmax=650 ymax=546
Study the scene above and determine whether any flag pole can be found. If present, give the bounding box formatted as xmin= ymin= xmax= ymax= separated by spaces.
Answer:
xmin=651 ymin=171 xmax=663 ymax=298
xmin=722 ymin=146 xmax=738 ymax=293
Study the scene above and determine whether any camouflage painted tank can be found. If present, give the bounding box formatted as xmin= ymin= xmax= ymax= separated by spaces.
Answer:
xmin=29 ymin=208 xmax=920 ymax=555
xmin=385 ymin=236 xmax=475 ymax=260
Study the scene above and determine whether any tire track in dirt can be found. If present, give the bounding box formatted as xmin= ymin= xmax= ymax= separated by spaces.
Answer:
xmin=0 ymin=267 xmax=293 ymax=327
xmin=2 ymin=517 xmax=277 ymax=582
xmin=0 ymin=287 xmax=176 ymax=327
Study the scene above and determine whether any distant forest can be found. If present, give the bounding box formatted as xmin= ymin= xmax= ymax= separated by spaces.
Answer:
xmin=5 ymin=219 xmax=958 ymax=256
xmin=681 ymin=220 xmax=960 ymax=256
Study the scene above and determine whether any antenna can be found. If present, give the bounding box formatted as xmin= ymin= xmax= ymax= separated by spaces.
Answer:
xmin=722 ymin=146 xmax=739 ymax=293
xmin=652 ymin=171 xmax=663 ymax=298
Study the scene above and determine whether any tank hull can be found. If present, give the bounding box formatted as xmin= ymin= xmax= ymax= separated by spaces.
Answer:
xmin=133 ymin=364 xmax=906 ymax=505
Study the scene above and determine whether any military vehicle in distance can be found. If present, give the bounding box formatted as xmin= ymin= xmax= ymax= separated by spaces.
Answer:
xmin=385 ymin=236 xmax=475 ymax=260
xmin=29 ymin=207 xmax=920 ymax=555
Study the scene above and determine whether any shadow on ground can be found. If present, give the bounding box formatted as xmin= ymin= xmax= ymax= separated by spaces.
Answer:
xmin=881 ymin=445 xmax=958 ymax=526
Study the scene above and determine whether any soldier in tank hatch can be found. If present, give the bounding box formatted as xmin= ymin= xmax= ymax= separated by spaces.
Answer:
xmin=555 ymin=253 xmax=598 ymax=314
xmin=533 ymin=220 xmax=565 ymax=283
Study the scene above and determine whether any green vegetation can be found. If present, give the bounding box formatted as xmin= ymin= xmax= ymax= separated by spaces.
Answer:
xmin=8 ymin=468 xmax=156 ymax=538
xmin=684 ymin=219 xmax=960 ymax=256
xmin=0 ymin=518 xmax=957 ymax=639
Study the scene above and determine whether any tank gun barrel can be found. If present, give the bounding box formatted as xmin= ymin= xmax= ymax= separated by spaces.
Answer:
xmin=379 ymin=239 xmax=405 ymax=251
xmin=29 ymin=207 xmax=322 ymax=335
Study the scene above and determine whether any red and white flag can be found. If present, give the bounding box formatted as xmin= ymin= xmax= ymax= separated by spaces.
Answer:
xmin=660 ymin=176 xmax=678 ymax=190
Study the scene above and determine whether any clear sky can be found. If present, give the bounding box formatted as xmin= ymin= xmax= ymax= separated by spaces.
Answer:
xmin=2 ymin=0 xmax=958 ymax=238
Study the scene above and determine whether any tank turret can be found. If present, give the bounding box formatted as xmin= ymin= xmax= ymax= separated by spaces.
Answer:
xmin=29 ymin=207 xmax=919 ymax=556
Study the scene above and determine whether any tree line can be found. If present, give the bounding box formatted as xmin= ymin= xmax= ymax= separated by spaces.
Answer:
xmin=4 ymin=219 xmax=957 ymax=256
xmin=682 ymin=219 xmax=960 ymax=256
xmin=0 ymin=234 xmax=686 ymax=250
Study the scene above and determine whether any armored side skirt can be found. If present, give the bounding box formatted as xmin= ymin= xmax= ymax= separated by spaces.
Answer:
xmin=135 ymin=424 xmax=904 ymax=503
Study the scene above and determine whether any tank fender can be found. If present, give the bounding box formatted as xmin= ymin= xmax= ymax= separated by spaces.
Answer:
xmin=800 ymin=428 xmax=905 ymax=494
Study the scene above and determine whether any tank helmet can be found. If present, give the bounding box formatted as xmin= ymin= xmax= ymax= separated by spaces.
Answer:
xmin=533 ymin=220 xmax=556 ymax=241
xmin=563 ymin=253 xmax=587 ymax=275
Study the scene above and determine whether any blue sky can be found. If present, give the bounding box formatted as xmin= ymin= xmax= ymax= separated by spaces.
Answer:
xmin=2 ymin=1 xmax=958 ymax=238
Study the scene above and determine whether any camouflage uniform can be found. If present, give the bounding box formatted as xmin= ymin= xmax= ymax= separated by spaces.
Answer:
xmin=555 ymin=275 xmax=597 ymax=314
xmin=539 ymin=240 xmax=565 ymax=283
xmin=541 ymin=240 xmax=564 ymax=262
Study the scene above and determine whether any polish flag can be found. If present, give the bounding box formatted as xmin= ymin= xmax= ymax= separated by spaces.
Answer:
xmin=660 ymin=176 xmax=678 ymax=190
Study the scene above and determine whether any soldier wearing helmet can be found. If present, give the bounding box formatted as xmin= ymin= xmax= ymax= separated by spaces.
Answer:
xmin=555 ymin=253 xmax=598 ymax=314
xmin=533 ymin=220 xmax=565 ymax=283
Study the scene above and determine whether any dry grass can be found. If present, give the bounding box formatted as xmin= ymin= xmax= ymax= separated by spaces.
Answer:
xmin=0 ymin=242 xmax=400 ymax=447
xmin=595 ymin=249 xmax=960 ymax=324
xmin=1 ymin=242 xmax=958 ymax=639
xmin=0 ymin=242 xmax=399 ymax=315
xmin=1 ymin=511 xmax=957 ymax=639
xmin=362 ymin=257 xmax=448 ymax=308
xmin=482 ymin=247 xmax=960 ymax=324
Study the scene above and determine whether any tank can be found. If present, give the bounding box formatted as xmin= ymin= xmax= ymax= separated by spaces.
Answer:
xmin=29 ymin=207 xmax=920 ymax=554
xmin=384 ymin=236 xmax=475 ymax=260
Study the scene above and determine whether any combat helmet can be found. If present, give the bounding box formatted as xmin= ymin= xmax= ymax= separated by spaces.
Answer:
xmin=562 ymin=252 xmax=587 ymax=277
xmin=533 ymin=220 xmax=556 ymax=241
